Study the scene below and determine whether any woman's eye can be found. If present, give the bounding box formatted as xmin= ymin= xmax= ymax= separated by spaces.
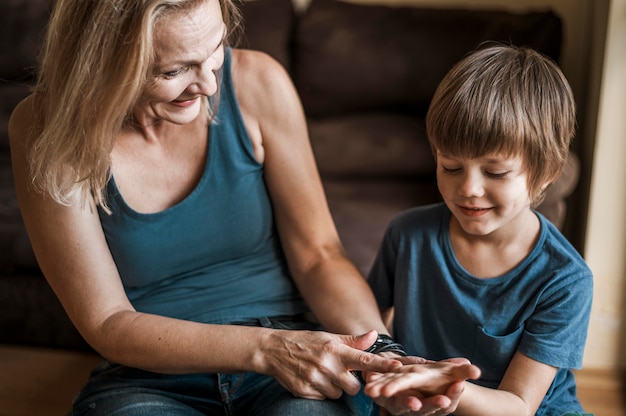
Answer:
xmin=162 ymin=66 xmax=190 ymax=79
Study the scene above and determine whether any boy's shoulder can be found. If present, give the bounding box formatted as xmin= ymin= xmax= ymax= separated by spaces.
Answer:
xmin=536 ymin=212 xmax=593 ymax=279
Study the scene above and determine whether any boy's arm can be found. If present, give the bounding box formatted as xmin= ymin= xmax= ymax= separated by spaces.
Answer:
xmin=366 ymin=351 xmax=556 ymax=416
xmin=365 ymin=358 xmax=482 ymax=415
xmin=455 ymin=352 xmax=557 ymax=416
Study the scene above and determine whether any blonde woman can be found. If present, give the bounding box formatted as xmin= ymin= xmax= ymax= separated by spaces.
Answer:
xmin=9 ymin=0 xmax=477 ymax=414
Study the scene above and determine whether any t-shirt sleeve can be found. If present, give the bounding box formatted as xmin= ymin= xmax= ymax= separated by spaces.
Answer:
xmin=518 ymin=270 xmax=593 ymax=369
xmin=367 ymin=221 xmax=400 ymax=310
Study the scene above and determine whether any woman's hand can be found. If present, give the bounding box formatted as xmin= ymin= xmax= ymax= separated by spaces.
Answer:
xmin=365 ymin=358 xmax=481 ymax=415
xmin=258 ymin=329 xmax=402 ymax=400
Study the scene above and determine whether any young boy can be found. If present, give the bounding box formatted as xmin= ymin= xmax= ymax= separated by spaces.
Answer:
xmin=364 ymin=44 xmax=593 ymax=416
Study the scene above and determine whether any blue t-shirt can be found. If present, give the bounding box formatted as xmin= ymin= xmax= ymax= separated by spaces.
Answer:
xmin=98 ymin=48 xmax=308 ymax=324
xmin=368 ymin=203 xmax=593 ymax=416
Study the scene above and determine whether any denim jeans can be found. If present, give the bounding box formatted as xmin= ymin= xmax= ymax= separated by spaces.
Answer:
xmin=71 ymin=316 xmax=373 ymax=415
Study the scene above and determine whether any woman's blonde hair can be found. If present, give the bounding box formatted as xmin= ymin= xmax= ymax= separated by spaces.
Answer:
xmin=29 ymin=0 xmax=242 ymax=211
xmin=426 ymin=43 xmax=576 ymax=206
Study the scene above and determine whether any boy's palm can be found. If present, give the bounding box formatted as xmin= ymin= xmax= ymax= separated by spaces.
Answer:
xmin=365 ymin=358 xmax=481 ymax=415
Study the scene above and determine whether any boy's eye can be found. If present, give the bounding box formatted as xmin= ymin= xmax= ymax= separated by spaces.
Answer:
xmin=485 ymin=171 xmax=510 ymax=179
xmin=442 ymin=166 xmax=462 ymax=174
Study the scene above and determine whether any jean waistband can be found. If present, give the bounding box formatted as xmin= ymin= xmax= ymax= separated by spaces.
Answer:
xmin=229 ymin=313 xmax=320 ymax=330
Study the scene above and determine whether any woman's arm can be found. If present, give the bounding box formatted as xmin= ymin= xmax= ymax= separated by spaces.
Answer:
xmin=232 ymin=49 xmax=389 ymax=337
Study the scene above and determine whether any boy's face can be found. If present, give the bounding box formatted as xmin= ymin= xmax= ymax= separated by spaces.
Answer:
xmin=435 ymin=150 xmax=536 ymax=238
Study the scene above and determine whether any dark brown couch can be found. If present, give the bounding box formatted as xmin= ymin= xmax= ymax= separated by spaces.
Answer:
xmin=0 ymin=0 xmax=579 ymax=350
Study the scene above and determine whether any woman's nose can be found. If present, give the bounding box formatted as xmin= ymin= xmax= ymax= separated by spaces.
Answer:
xmin=192 ymin=63 xmax=219 ymax=97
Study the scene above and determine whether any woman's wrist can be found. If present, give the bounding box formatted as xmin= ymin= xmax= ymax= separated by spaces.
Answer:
xmin=249 ymin=327 xmax=281 ymax=374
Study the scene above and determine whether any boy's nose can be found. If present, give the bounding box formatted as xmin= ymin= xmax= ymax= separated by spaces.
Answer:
xmin=457 ymin=171 xmax=485 ymax=197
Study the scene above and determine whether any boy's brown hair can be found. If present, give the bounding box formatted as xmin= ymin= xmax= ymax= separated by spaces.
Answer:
xmin=426 ymin=43 xmax=576 ymax=205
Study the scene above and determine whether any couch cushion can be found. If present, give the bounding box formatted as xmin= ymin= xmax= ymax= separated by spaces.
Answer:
xmin=0 ymin=0 xmax=53 ymax=82
xmin=0 ymin=85 xmax=32 ymax=151
xmin=0 ymin=271 xmax=90 ymax=350
xmin=324 ymin=178 xmax=440 ymax=275
xmin=308 ymin=113 xmax=435 ymax=177
xmin=237 ymin=0 xmax=296 ymax=72
xmin=295 ymin=0 xmax=562 ymax=117
xmin=0 ymin=152 xmax=37 ymax=269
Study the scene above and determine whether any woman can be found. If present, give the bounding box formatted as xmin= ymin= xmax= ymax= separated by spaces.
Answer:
xmin=9 ymin=0 xmax=476 ymax=414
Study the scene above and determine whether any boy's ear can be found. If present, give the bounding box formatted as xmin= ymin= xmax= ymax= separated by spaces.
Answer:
xmin=531 ymin=181 xmax=552 ymax=207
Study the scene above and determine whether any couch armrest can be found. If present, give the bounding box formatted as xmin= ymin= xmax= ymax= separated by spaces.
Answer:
xmin=536 ymin=152 xmax=580 ymax=229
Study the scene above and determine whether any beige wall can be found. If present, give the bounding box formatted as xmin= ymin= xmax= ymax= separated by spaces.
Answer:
xmin=584 ymin=0 xmax=626 ymax=369
xmin=293 ymin=0 xmax=625 ymax=369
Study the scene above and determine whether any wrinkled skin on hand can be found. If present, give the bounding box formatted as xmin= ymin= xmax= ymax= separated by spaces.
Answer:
xmin=260 ymin=329 xmax=402 ymax=400
xmin=365 ymin=357 xmax=481 ymax=415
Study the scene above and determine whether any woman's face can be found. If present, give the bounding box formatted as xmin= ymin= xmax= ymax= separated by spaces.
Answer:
xmin=134 ymin=0 xmax=226 ymax=127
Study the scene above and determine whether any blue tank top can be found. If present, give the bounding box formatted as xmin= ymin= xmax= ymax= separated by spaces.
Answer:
xmin=99 ymin=48 xmax=308 ymax=323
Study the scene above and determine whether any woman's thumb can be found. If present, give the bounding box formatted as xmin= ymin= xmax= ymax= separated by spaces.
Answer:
xmin=347 ymin=329 xmax=379 ymax=351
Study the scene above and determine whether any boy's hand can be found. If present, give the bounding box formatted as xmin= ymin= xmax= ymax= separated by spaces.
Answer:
xmin=365 ymin=358 xmax=481 ymax=415
xmin=376 ymin=380 xmax=465 ymax=416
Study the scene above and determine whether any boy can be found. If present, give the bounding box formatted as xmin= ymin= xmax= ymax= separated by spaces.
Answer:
xmin=365 ymin=44 xmax=593 ymax=416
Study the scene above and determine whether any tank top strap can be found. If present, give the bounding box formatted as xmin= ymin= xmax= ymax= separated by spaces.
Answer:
xmin=208 ymin=47 xmax=260 ymax=172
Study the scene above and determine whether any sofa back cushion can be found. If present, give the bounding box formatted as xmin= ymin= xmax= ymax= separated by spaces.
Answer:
xmin=0 ymin=0 xmax=54 ymax=83
xmin=237 ymin=0 xmax=296 ymax=72
xmin=294 ymin=0 xmax=562 ymax=118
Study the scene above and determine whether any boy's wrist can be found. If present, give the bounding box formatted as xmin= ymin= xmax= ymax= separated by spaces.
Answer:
xmin=355 ymin=334 xmax=407 ymax=384
xmin=364 ymin=334 xmax=407 ymax=356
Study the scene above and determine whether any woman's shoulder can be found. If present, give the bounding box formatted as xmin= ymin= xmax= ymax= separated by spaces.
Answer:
xmin=229 ymin=48 xmax=303 ymax=151
xmin=230 ymin=48 xmax=293 ymax=100
xmin=231 ymin=48 xmax=286 ymax=76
